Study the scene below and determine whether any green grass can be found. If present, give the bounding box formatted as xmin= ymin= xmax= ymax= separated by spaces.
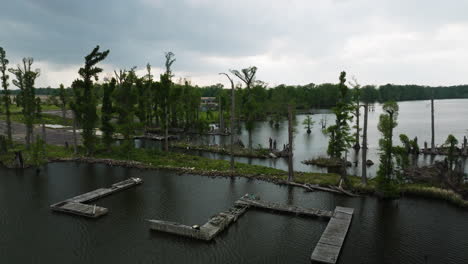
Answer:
xmin=0 ymin=112 xmax=72 ymax=126
xmin=172 ymin=142 xmax=272 ymax=158
xmin=0 ymin=143 xmax=74 ymax=168
xmin=302 ymin=156 xmax=343 ymax=167
xmin=93 ymin=146 xmax=342 ymax=185
xmin=2 ymin=142 xmax=467 ymax=208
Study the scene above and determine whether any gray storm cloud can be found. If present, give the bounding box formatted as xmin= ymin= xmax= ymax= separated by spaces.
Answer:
xmin=1 ymin=0 xmax=468 ymax=88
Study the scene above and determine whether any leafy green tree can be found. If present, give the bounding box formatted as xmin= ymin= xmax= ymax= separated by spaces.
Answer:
xmin=376 ymin=101 xmax=399 ymax=197
xmin=444 ymin=134 xmax=458 ymax=170
xmin=327 ymin=72 xmax=354 ymax=159
xmin=70 ymin=46 xmax=109 ymax=155
xmin=160 ymin=52 xmax=175 ymax=151
xmin=136 ymin=65 xmax=152 ymax=129
xmin=144 ymin=63 xmax=154 ymax=127
xmin=101 ymin=78 xmax=116 ymax=150
xmin=9 ymin=58 xmax=40 ymax=149
xmin=114 ymin=69 xmax=138 ymax=153
xmin=303 ymin=115 xmax=314 ymax=134
xmin=58 ymin=84 xmax=68 ymax=119
xmin=0 ymin=47 xmax=12 ymax=144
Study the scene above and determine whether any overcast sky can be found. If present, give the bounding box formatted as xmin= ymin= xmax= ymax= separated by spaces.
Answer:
xmin=1 ymin=0 xmax=468 ymax=88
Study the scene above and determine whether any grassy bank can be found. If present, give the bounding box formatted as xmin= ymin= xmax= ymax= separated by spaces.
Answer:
xmin=0 ymin=143 xmax=342 ymax=186
xmin=1 ymin=143 xmax=467 ymax=208
xmin=0 ymin=112 xmax=72 ymax=126
xmin=171 ymin=142 xmax=274 ymax=158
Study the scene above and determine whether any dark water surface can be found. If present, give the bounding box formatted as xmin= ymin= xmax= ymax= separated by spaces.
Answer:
xmin=138 ymin=99 xmax=468 ymax=177
xmin=1 ymin=162 xmax=467 ymax=263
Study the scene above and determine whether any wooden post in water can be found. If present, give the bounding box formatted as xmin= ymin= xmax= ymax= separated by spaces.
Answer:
xmin=287 ymin=104 xmax=294 ymax=182
xmin=361 ymin=103 xmax=368 ymax=185
xmin=431 ymin=89 xmax=435 ymax=152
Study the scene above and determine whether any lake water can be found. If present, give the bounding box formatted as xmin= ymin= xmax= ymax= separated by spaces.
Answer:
xmin=0 ymin=162 xmax=467 ymax=263
xmin=138 ymin=98 xmax=468 ymax=177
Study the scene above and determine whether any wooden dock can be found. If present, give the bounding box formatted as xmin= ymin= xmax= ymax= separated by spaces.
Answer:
xmin=148 ymin=194 xmax=336 ymax=241
xmin=148 ymin=203 xmax=249 ymax=241
xmin=50 ymin=178 xmax=143 ymax=218
xmin=235 ymin=196 xmax=333 ymax=218
xmin=311 ymin=206 xmax=354 ymax=264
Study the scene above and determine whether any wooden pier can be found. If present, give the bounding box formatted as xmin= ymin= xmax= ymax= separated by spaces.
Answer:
xmin=148 ymin=194 xmax=354 ymax=262
xmin=311 ymin=206 xmax=354 ymax=264
xmin=235 ymin=196 xmax=333 ymax=218
xmin=148 ymin=194 xmax=336 ymax=241
xmin=148 ymin=203 xmax=249 ymax=241
xmin=50 ymin=178 xmax=143 ymax=218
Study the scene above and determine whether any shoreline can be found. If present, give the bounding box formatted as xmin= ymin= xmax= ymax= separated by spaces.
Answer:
xmin=6 ymin=155 xmax=466 ymax=209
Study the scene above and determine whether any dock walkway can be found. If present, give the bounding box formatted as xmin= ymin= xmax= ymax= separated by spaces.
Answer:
xmin=235 ymin=196 xmax=333 ymax=218
xmin=50 ymin=178 xmax=143 ymax=218
xmin=148 ymin=203 xmax=249 ymax=241
xmin=311 ymin=206 xmax=354 ymax=264
xmin=148 ymin=194 xmax=354 ymax=262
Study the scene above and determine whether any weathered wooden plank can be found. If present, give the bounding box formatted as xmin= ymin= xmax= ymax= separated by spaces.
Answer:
xmin=50 ymin=178 xmax=143 ymax=218
xmin=148 ymin=204 xmax=249 ymax=241
xmin=311 ymin=243 xmax=341 ymax=264
xmin=235 ymin=197 xmax=333 ymax=218
xmin=51 ymin=202 xmax=108 ymax=218
xmin=311 ymin=206 xmax=354 ymax=264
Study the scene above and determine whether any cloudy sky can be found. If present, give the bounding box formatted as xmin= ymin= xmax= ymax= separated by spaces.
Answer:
xmin=1 ymin=0 xmax=468 ymax=88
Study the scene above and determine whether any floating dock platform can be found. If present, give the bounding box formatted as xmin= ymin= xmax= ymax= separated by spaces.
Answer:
xmin=311 ymin=206 xmax=354 ymax=264
xmin=50 ymin=178 xmax=143 ymax=218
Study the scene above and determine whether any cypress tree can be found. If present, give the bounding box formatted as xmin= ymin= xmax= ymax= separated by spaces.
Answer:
xmin=0 ymin=47 xmax=12 ymax=144
xmin=101 ymin=78 xmax=116 ymax=150
xmin=70 ymin=46 xmax=109 ymax=155
xmin=9 ymin=58 xmax=40 ymax=149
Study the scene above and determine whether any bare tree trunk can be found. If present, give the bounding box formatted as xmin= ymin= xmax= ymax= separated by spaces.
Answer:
xmin=341 ymin=150 xmax=349 ymax=185
xmin=248 ymin=128 xmax=252 ymax=152
xmin=431 ymin=89 xmax=435 ymax=152
xmin=72 ymin=112 xmax=77 ymax=154
xmin=219 ymin=96 xmax=224 ymax=132
xmin=354 ymin=105 xmax=360 ymax=149
xmin=220 ymin=72 xmax=235 ymax=171
xmin=287 ymin=104 xmax=294 ymax=182
xmin=230 ymin=85 xmax=235 ymax=171
xmin=62 ymin=107 xmax=66 ymax=120
xmin=25 ymin=128 xmax=31 ymax=149
xmin=5 ymin=100 xmax=12 ymax=145
xmin=361 ymin=103 xmax=368 ymax=185
xmin=42 ymin=122 xmax=46 ymax=142
xmin=164 ymin=102 xmax=169 ymax=152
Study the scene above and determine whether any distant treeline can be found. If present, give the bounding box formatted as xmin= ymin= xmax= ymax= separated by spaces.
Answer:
xmin=4 ymin=83 xmax=468 ymax=109
xmin=199 ymin=83 xmax=468 ymax=109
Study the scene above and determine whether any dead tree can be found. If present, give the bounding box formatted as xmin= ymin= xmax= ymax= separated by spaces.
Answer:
xmin=431 ymin=89 xmax=435 ymax=152
xmin=218 ymin=95 xmax=224 ymax=132
xmin=287 ymin=104 xmax=294 ymax=182
xmin=349 ymin=78 xmax=361 ymax=150
xmin=361 ymin=103 xmax=369 ymax=185
xmin=219 ymin=73 xmax=235 ymax=171
xmin=72 ymin=111 xmax=78 ymax=154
